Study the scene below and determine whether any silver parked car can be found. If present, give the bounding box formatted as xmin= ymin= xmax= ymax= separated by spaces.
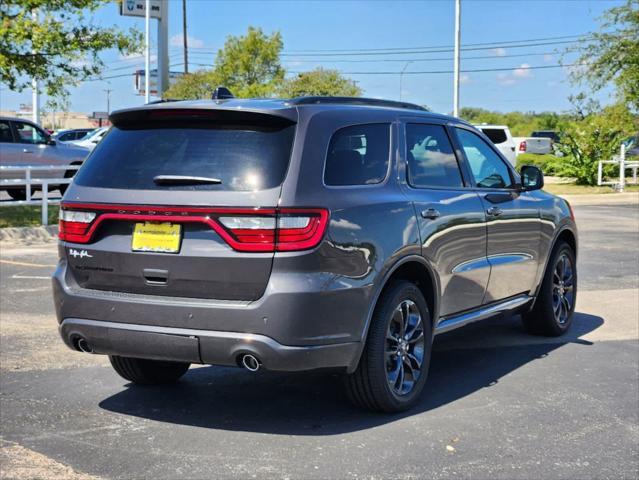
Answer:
xmin=0 ymin=117 xmax=90 ymax=200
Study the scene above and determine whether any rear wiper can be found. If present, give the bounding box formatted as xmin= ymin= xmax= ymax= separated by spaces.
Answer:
xmin=153 ymin=175 xmax=222 ymax=186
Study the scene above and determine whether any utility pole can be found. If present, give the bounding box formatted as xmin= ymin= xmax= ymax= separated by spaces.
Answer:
xmin=453 ymin=0 xmax=461 ymax=117
xmin=104 ymin=89 xmax=113 ymax=114
xmin=182 ymin=0 xmax=188 ymax=74
xmin=157 ymin=0 xmax=169 ymax=97
xmin=31 ymin=9 xmax=40 ymax=125
xmin=144 ymin=0 xmax=151 ymax=103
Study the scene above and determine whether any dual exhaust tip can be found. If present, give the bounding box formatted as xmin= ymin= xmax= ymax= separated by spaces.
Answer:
xmin=240 ymin=353 xmax=261 ymax=372
xmin=74 ymin=336 xmax=94 ymax=354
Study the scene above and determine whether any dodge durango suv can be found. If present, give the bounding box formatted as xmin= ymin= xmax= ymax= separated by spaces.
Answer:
xmin=53 ymin=95 xmax=577 ymax=412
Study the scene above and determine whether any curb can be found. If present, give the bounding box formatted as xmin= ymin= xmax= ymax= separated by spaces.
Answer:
xmin=559 ymin=192 xmax=639 ymax=206
xmin=0 ymin=225 xmax=58 ymax=245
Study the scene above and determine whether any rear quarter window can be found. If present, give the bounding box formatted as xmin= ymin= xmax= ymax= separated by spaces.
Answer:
xmin=73 ymin=122 xmax=295 ymax=191
xmin=324 ymin=124 xmax=390 ymax=186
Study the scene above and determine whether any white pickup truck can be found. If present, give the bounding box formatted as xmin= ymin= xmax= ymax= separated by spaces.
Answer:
xmin=474 ymin=124 xmax=517 ymax=166
xmin=515 ymin=131 xmax=559 ymax=156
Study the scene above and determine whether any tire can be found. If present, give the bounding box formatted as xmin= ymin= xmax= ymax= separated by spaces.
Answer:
xmin=6 ymin=189 xmax=26 ymax=201
xmin=522 ymin=241 xmax=577 ymax=336
xmin=59 ymin=165 xmax=79 ymax=195
xmin=109 ymin=356 xmax=190 ymax=385
xmin=344 ymin=281 xmax=433 ymax=413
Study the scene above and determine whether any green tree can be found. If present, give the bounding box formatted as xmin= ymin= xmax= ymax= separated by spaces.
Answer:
xmin=555 ymin=102 xmax=636 ymax=185
xmin=0 ymin=0 xmax=142 ymax=98
xmin=278 ymin=68 xmax=362 ymax=98
xmin=568 ymin=0 xmax=639 ymax=111
xmin=165 ymin=70 xmax=221 ymax=100
xmin=214 ymin=27 xmax=284 ymax=98
xmin=166 ymin=27 xmax=284 ymax=99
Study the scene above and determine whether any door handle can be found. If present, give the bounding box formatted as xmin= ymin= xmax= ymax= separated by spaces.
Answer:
xmin=486 ymin=206 xmax=503 ymax=217
xmin=421 ymin=208 xmax=441 ymax=220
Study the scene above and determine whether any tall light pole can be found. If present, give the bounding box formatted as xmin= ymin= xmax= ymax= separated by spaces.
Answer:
xmin=399 ymin=61 xmax=413 ymax=101
xmin=453 ymin=0 xmax=461 ymax=117
xmin=31 ymin=9 xmax=40 ymax=124
xmin=144 ymin=0 xmax=150 ymax=104
xmin=182 ymin=0 xmax=188 ymax=74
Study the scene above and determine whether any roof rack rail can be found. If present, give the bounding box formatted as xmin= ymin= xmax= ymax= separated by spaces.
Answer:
xmin=289 ymin=96 xmax=427 ymax=111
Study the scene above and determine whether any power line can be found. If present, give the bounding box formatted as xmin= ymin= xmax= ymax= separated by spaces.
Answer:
xmin=288 ymin=63 xmax=577 ymax=76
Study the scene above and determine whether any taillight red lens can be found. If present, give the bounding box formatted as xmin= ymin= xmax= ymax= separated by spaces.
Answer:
xmin=519 ymin=140 xmax=527 ymax=152
xmin=58 ymin=204 xmax=329 ymax=252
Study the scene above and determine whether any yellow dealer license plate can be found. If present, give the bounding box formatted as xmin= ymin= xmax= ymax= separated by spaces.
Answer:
xmin=131 ymin=222 xmax=182 ymax=253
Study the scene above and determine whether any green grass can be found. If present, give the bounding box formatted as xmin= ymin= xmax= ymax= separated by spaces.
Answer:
xmin=544 ymin=183 xmax=639 ymax=195
xmin=0 ymin=205 xmax=59 ymax=228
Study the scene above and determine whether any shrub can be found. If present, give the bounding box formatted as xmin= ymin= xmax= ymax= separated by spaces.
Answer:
xmin=516 ymin=153 xmax=563 ymax=176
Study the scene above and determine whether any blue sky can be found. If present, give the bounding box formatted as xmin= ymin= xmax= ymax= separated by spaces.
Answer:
xmin=1 ymin=0 xmax=623 ymax=115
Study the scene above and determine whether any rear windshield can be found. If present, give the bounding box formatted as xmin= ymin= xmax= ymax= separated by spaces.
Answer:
xmin=481 ymin=128 xmax=508 ymax=144
xmin=74 ymin=123 xmax=295 ymax=191
xmin=531 ymin=131 xmax=558 ymax=141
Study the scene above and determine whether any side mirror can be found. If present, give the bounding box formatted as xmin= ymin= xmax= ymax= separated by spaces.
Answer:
xmin=520 ymin=165 xmax=544 ymax=191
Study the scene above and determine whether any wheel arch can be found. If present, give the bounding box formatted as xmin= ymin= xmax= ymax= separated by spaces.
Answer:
xmin=347 ymin=255 xmax=440 ymax=373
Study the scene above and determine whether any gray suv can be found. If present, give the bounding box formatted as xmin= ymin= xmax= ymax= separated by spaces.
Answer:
xmin=53 ymin=96 xmax=577 ymax=412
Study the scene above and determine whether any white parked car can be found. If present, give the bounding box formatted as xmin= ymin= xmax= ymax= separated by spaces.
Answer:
xmin=69 ymin=127 xmax=108 ymax=151
xmin=474 ymin=124 xmax=516 ymax=166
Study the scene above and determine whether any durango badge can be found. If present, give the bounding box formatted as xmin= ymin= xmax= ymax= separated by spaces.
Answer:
xmin=69 ymin=249 xmax=93 ymax=259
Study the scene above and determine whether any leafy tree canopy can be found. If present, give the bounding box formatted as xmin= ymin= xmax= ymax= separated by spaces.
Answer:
xmin=568 ymin=0 xmax=639 ymax=111
xmin=213 ymin=26 xmax=284 ymax=98
xmin=459 ymin=107 xmax=569 ymax=137
xmin=278 ymin=68 xmax=362 ymax=98
xmin=555 ymin=100 xmax=636 ymax=185
xmin=0 ymin=0 xmax=142 ymax=98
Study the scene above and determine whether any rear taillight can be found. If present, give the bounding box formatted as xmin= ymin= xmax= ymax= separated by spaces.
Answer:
xmin=58 ymin=204 xmax=329 ymax=253
xmin=59 ymin=209 xmax=96 ymax=243
xmin=519 ymin=140 xmax=527 ymax=152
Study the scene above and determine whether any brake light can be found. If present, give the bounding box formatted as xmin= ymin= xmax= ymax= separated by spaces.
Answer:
xmin=59 ymin=209 xmax=96 ymax=243
xmin=58 ymin=204 xmax=329 ymax=252
xmin=519 ymin=140 xmax=527 ymax=152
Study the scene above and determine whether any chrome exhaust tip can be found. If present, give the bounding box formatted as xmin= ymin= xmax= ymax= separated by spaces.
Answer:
xmin=75 ymin=337 xmax=93 ymax=354
xmin=241 ymin=354 xmax=261 ymax=372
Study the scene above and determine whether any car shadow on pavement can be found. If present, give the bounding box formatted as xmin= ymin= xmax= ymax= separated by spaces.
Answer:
xmin=99 ymin=312 xmax=603 ymax=435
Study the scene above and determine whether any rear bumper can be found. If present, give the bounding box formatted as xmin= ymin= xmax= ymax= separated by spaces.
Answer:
xmin=60 ymin=318 xmax=360 ymax=371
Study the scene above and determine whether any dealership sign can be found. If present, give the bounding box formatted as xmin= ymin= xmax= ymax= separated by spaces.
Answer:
xmin=119 ymin=0 xmax=163 ymax=19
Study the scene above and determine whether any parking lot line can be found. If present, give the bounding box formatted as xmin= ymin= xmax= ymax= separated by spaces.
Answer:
xmin=0 ymin=259 xmax=57 ymax=268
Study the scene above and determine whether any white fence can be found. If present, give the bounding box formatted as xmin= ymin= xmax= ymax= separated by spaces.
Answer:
xmin=598 ymin=143 xmax=639 ymax=191
xmin=0 ymin=165 xmax=81 ymax=225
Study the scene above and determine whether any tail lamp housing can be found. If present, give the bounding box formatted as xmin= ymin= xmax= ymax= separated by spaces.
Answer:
xmin=59 ymin=203 xmax=329 ymax=253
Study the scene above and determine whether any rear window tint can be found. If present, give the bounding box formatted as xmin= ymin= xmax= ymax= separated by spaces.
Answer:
xmin=481 ymin=128 xmax=508 ymax=144
xmin=324 ymin=124 xmax=390 ymax=186
xmin=74 ymin=123 xmax=295 ymax=191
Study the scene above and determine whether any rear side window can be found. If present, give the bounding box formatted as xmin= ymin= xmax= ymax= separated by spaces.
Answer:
xmin=324 ymin=124 xmax=390 ymax=186
xmin=406 ymin=124 xmax=463 ymax=188
xmin=481 ymin=128 xmax=508 ymax=145
xmin=74 ymin=122 xmax=295 ymax=191
xmin=0 ymin=121 xmax=13 ymax=143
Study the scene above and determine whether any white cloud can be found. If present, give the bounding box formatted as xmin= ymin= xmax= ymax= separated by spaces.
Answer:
xmin=492 ymin=47 xmax=507 ymax=57
xmin=513 ymin=63 xmax=532 ymax=78
xmin=459 ymin=74 xmax=471 ymax=84
xmin=497 ymin=73 xmax=516 ymax=86
xmin=170 ymin=34 xmax=204 ymax=49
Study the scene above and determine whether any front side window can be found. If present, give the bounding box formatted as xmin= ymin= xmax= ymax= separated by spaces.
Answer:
xmin=456 ymin=128 xmax=513 ymax=189
xmin=0 ymin=121 xmax=13 ymax=143
xmin=324 ymin=124 xmax=390 ymax=186
xmin=14 ymin=122 xmax=47 ymax=145
xmin=406 ymin=124 xmax=463 ymax=188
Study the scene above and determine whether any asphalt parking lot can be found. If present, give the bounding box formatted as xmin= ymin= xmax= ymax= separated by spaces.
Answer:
xmin=1 ymin=202 xmax=638 ymax=480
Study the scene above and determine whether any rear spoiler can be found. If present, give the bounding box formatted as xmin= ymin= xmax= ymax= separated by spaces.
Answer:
xmin=110 ymin=105 xmax=297 ymax=129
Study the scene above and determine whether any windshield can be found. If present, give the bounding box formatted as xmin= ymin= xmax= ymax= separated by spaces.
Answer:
xmin=74 ymin=122 xmax=295 ymax=191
